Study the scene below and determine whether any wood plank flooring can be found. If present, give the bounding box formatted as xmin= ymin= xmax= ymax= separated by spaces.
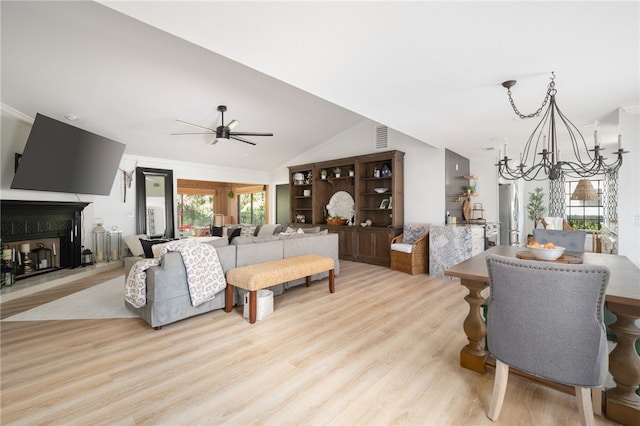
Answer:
xmin=1 ymin=261 xmax=617 ymax=425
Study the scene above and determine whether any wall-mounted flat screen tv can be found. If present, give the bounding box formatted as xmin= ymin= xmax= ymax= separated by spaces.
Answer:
xmin=11 ymin=113 xmax=126 ymax=196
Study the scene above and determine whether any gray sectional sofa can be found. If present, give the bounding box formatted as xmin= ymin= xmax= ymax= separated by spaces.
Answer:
xmin=124 ymin=232 xmax=339 ymax=328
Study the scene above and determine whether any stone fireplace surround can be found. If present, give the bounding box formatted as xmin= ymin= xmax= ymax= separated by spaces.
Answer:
xmin=1 ymin=200 xmax=89 ymax=279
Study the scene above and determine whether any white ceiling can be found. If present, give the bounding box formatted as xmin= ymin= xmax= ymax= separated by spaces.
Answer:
xmin=3 ymin=1 xmax=639 ymax=172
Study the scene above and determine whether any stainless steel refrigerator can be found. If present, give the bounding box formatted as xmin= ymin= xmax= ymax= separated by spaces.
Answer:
xmin=499 ymin=183 xmax=520 ymax=246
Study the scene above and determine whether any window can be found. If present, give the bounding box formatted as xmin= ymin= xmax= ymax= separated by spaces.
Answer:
xmin=565 ymin=179 xmax=603 ymax=230
xmin=238 ymin=191 xmax=265 ymax=225
xmin=177 ymin=194 xmax=215 ymax=236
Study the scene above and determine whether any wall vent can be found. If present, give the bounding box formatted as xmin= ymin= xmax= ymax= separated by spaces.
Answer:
xmin=373 ymin=125 xmax=389 ymax=150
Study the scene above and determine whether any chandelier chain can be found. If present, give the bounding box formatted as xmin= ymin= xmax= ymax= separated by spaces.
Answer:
xmin=497 ymin=72 xmax=627 ymax=181
xmin=506 ymin=73 xmax=556 ymax=119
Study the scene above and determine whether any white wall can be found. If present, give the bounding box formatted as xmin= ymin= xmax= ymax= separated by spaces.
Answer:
xmin=270 ymin=120 xmax=445 ymax=225
xmin=617 ymin=107 xmax=640 ymax=267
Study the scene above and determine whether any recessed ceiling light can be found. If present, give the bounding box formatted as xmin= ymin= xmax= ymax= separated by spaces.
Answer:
xmin=64 ymin=114 xmax=79 ymax=121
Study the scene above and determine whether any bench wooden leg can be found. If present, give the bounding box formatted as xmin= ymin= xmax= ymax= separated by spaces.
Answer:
xmin=306 ymin=276 xmax=311 ymax=287
xmin=249 ymin=290 xmax=257 ymax=324
xmin=329 ymin=269 xmax=335 ymax=293
xmin=224 ymin=283 xmax=234 ymax=313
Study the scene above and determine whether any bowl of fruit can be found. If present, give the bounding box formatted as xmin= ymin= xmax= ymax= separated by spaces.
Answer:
xmin=527 ymin=241 xmax=565 ymax=261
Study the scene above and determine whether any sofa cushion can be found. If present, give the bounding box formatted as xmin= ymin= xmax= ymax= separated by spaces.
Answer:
xmin=140 ymin=238 xmax=169 ymax=258
xmin=232 ymin=235 xmax=281 ymax=245
xmin=203 ymin=238 xmax=230 ymax=248
xmin=391 ymin=243 xmax=414 ymax=253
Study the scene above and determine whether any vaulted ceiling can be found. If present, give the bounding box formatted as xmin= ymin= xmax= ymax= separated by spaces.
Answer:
xmin=2 ymin=1 xmax=638 ymax=171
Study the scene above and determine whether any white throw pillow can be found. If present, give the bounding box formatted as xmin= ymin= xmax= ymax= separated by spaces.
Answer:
xmin=124 ymin=234 xmax=146 ymax=257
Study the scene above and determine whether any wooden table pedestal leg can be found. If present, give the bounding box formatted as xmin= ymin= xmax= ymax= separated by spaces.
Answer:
xmin=459 ymin=278 xmax=488 ymax=373
xmin=604 ymin=301 xmax=640 ymax=426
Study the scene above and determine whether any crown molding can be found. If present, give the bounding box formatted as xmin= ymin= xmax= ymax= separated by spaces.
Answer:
xmin=1 ymin=103 xmax=34 ymax=124
xmin=620 ymin=105 xmax=640 ymax=115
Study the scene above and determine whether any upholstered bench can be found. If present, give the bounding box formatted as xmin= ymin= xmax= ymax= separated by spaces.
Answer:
xmin=224 ymin=254 xmax=335 ymax=323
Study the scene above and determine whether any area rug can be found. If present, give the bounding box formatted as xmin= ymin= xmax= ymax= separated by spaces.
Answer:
xmin=2 ymin=276 xmax=137 ymax=321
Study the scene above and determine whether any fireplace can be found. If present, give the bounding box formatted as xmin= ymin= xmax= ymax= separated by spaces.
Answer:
xmin=1 ymin=200 xmax=89 ymax=280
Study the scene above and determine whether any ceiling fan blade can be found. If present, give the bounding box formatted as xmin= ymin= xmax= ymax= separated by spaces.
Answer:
xmin=230 ymin=132 xmax=274 ymax=137
xmin=171 ymin=132 xmax=214 ymax=135
xmin=227 ymin=119 xmax=239 ymax=130
xmin=175 ymin=119 xmax=216 ymax=132
xmin=230 ymin=135 xmax=257 ymax=146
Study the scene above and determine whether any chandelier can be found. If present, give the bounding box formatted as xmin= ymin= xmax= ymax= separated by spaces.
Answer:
xmin=497 ymin=72 xmax=627 ymax=181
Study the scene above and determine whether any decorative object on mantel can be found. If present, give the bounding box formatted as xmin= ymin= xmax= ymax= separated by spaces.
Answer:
xmin=333 ymin=167 xmax=341 ymax=178
xmin=571 ymin=179 xmax=599 ymax=201
xmin=497 ymin=72 xmax=628 ymax=181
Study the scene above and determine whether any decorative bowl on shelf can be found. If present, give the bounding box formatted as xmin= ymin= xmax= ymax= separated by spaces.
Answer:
xmin=327 ymin=217 xmax=348 ymax=226
xmin=374 ymin=188 xmax=388 ymax=193
xmin=527 ymin=245 xmax=565 ymax=260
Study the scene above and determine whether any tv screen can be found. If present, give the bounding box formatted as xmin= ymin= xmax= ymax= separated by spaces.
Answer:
xmin=11 ymin=113 xmax=126 ymax=196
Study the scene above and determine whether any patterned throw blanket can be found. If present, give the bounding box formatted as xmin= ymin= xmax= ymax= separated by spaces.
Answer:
xmin=125 ymin=240 xmax=227 ymax=308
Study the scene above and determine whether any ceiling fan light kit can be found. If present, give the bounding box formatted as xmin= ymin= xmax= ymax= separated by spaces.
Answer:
xmin=496 ymin=72 xmax=628 ymax=181
xmin=173 ymin=105 xmax=273 ymax=146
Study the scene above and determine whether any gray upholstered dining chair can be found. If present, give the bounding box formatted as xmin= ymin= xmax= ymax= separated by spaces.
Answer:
xmin=533 ymin=228 xmax=587 ymax=252
xmin=485 ymin=254 xmax=610 ymax=426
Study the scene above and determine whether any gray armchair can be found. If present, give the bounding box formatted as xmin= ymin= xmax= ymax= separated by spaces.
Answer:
xmin=485 ymin=254 xmax=610 ymax=425
xmin=533 ymin=228 xmax=586 ymax=253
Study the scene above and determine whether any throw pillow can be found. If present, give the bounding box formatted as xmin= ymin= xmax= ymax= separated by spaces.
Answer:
xmin=227 ymin=227 xmax=242 ymax=244
xmin=211 ymin=226 xmax=223 ymax=237
xmin=240 ymin=226 xmax=256 ymax=237
xmin=301 ymin=226 xmax=321 ymax=234
xmin=402 ymin=223 xmax=428 ymax=245
xmin=124 ymin=234 xmax=146 ymax=257
xmin=139 ymin=238 xmax=169 ymax=258
xmin=257 ymin=224 xmax=279 ymax=236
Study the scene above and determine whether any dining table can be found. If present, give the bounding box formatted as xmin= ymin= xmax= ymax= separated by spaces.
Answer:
xmin=445 ymin=245 xmax=640 ymax=426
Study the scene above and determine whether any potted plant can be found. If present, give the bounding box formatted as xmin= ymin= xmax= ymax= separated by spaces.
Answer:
xmin=320 ymin=169 xmax=327 ymax=179
xmin=526 ymin=187 xmax=546 ymax=243
xmin=333 ymin=167 xmax=341 ymax=178
xmin=465 ymin=185 xmax=474 ymax=195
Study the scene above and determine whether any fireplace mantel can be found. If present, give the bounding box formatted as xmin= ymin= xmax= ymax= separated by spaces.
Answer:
xmin=1 ymin=200 xmax=90 ymax=270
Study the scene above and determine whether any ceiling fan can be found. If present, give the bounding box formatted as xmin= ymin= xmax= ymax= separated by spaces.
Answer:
xmin=172 ymin=105 xmax=273 ymax=146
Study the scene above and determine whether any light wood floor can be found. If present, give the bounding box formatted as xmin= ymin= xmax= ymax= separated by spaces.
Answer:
xmin=1 ymin=261 xmax=617 ymax=425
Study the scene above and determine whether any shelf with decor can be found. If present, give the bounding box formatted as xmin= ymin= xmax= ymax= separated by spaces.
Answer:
xmin=289 ymin=164 xmax=315 ymax=224
xmin=288 ymin=150 xmax=404 ymax=266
